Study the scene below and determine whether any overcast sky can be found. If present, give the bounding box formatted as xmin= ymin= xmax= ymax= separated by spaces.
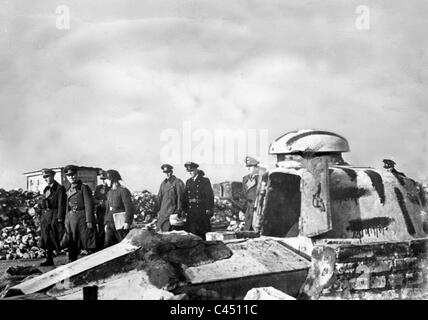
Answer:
xmin=0 ymin=0 xmax=427 ymax=192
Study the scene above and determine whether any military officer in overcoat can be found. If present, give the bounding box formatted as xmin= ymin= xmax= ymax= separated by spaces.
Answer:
xmin=104 ymin=169 xmax=135 ymax=247
xmin=182 ymin=162 xmax=214 ymax=240
xmin=242 ymin=156 xmax=262 ymax=231
xmin=39 ymin=168 xmax=66 ymax=266
xmin=156 ymin=164 xmax=185 ymax=232
xmin=63 ymin=165 xmax=96 ymax=262
xmin=94 ymin=170 xmax=110 ymax=250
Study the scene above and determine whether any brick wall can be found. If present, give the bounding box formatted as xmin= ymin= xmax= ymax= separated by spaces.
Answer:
xmin=300 ymin=238 xmax=428 ymax=299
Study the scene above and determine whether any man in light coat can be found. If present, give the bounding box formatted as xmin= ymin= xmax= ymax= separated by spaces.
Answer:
xmin=156 ymin=164 xmax=185 ymax=232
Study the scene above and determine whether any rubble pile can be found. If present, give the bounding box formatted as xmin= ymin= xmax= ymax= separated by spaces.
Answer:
xmin=0 ymin=266 xmax=43 ymax=298
xmin=132 ymin=191 xmax=158 ymax=224
xmin=0 ymin=189 xmax=44 ymax=260
xmin=212 ymin=197 xmax=246 ymax=231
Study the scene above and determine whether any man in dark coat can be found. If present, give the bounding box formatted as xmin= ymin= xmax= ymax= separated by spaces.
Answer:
xmin=104 ymin=169 xmax=135 ymax=247
xmin=39 ymin=168 xmax=66 ymax=266
xmin=182 ymin=162 xmax=214 ymax=240
xmin=63 ymin=165 xmax=96 ymax=262
xmin=94 ymin=170 xmax=110 ymax=250
xmin=156 ymin=164 xmax=185 ymax=232
xmin=241 ymin=156 xmax=263 ymax=231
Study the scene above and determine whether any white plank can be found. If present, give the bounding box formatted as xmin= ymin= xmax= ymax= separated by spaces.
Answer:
xmin=11 ymin=239 xmax=139 ymax=295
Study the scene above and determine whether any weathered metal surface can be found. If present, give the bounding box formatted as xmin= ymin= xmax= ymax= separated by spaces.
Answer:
xmin=300 ymin=157 xmax=332 ymax=237
xmin=258 ymin=164 xmax=428 ymax=242
xmin=269 ymin=129 xmax=350 ymax=154
xmin=185 ymin=238 xmax=310 ymax=284
xmin=324 ymin=167 xmax=428 ymax=241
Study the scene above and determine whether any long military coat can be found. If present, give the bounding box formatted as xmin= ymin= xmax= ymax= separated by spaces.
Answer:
xmin=242 ymin=167 xmax=267 ymax=231
xmin=40 ymin=180 xmax=66 ymax=251
xmin=183 ymin=174 xmax=214 ymax=239
xmin=94 ymin=184 xmax=110 ymax=224
xmin=156 ymin=175 xmax=185 ymax=232
xmin=104 ymin=185 xmax=135 ymax=226
xmin=64 ymin=180 xmax=96 ymax=250
xmin=242 ymin=173 xmax=259 ymax=231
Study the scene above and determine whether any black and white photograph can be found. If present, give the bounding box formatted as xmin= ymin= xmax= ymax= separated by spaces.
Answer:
xmin=0 ymin=0 xmax=427 ymax=308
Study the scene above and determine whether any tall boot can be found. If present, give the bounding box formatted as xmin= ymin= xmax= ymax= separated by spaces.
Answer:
xmin=40 ymin=250 xmax=54 ymax=267
xmin=68 ymin=244 xmax=79 ymax=263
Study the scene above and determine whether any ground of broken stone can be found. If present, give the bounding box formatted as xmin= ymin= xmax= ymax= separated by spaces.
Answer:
xmin=0 ymin=255 xmax=69 ymax=275
xmin=2 ymin=252 xmax=428 ymax=300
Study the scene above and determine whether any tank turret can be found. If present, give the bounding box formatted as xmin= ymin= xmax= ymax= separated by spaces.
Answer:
xmin=269 ymin=129 xmax=350 ymax=166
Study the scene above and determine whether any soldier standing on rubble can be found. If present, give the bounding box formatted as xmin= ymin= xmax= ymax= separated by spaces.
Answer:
xmin=104 ymin=170 xmax=135 ymax=247
xmin=241 ymin=156 xmax=262 ymax=231
xmin=39 ymin=168 xmax=66 ymax=266
xmin=156 ymin=164 xmax=185 ymax=232
xmin=94 ymin=170 xmax=110 ymax=250
xmin=182 ymin=162 xmax=214 ymax=240
xmin=63 ymin=165 xmax=97 ymax=262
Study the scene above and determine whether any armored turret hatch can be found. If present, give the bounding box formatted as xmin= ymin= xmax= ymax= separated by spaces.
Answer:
xmin=269 ymin=129 xmax=350 ymax=166
xmin=269 ymin=129 xmax=350 ymax=155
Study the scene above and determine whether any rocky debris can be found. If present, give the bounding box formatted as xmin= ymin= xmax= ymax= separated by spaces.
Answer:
xmin=0 ymin=225 xmax=45 ymax=260
xmin=244 ymin=286 xmax=296 ymax=300
xmin=301 ymin=238 xmax=428 ymax=300
xmin=0 ymin=189 xmax=41 ymax=229
xmin=0 ymin=266 xmax=42 ymax=298
xmin=132 ymin=190 xmax=158 ymax=224
xmin=128 ymin=230 xmax=233 ymax=291
xmin=0 ymin=189 xmax=45 ymax=260
xmin=211 ymin=197 xmax=246 ymax=232
xmin=34 ymin=229 xmax=234 ymax=299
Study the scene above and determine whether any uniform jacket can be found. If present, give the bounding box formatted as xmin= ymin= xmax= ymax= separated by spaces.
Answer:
xmin=157 ymin=175 xmax=185 ymax=230
xmin=241 ymin=167 xmax=267 ymax=205
xmin=94 ymin=184 xmax=110 ymax=209
xmin=66 ymin=180 xmax=95 ymax=224
xmin=42 ymin=180 xmax=66 ymax=221
xmin=183 ymin=174 xmax=214 ymax=214
xmin=242 ymin=167 xmax=267 ymax=231
xmin=242 ymin=174 xmax=259 ymax=204
xmin=182 ymin=173 xmax=214 ymax=239
xmin=104 ymin=185 xmax=135 ymax=225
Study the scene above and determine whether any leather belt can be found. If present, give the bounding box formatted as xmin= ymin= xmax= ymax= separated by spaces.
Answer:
xmin=70 ymin=206 xmax=84 ymax=212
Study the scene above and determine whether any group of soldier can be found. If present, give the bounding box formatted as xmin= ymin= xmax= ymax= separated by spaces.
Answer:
xmin=38 ymin=156 xmax=264 ymax=266
xmin=38 ymin=165 xmax=134 ymax=266
xmin=155 ymin=157 xmax=264 ymax=236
